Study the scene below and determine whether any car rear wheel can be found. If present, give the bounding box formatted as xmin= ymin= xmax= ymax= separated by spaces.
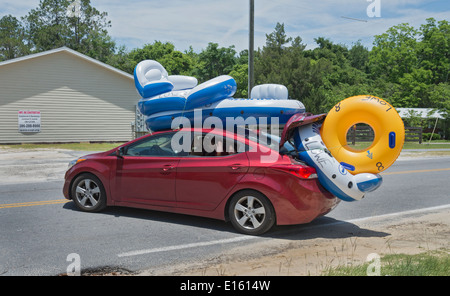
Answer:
xmin=71 ymin=173 xmax=107 ymax=212
xmin=229 ymin=190 xmax=275 ymax=235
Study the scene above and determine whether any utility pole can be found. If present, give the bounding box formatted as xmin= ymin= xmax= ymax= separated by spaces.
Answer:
xmin=248 ymin=0 xmax=255 ymax=97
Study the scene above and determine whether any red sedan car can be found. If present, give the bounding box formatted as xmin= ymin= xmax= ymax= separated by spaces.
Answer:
xmin=63 ymin=128 xmax=338 ymax=235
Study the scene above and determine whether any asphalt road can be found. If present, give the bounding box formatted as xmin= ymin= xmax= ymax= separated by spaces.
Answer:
xmin=0 ymin=153 xmax=449 ymax=276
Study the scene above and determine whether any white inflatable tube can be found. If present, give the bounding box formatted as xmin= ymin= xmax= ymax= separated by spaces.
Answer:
xmin=251 ymin=84 xmax=288 ymax=100
xmin=293 ymin=120 xmax=383 ymax=202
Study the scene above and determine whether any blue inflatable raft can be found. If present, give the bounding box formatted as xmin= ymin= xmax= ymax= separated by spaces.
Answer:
xmin=134 ymin=60 xmax=305 ymax=131
xmin=133 ymin=59 xmax=385 ymax=203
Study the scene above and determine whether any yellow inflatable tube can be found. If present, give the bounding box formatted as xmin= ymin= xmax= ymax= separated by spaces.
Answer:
xmin=321 ymin=95 xmax=405 ymax=175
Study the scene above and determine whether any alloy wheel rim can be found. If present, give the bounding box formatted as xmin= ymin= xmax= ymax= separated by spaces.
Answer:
xmin=75 ymin=178 xmax=101 ymax=208
xmin=234 ymin=195 xmax=266 ymax=230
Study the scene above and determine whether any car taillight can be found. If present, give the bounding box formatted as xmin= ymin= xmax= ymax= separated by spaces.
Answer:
xmin=272 ymin=165 xmax=318 ymax=179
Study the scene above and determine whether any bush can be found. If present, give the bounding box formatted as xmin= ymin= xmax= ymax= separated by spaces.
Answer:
xmin=422 ymin=133 xmax=441 ymax=141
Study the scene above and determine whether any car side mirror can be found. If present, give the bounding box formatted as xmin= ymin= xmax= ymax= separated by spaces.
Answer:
xmin=116 ymin=147 xmax=126 ymax=157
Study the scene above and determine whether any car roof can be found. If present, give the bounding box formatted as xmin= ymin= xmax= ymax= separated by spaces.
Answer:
xmin=136 ymin=128 xmax=275 ymax=148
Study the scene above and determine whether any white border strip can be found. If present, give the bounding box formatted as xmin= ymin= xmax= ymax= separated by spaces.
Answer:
xmin=117 ymin=204 xmax=450 ymax=258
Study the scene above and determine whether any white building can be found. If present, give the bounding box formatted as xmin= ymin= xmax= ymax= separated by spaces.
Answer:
xmin=396 ymin=108 xmax=445 ymax=120
xmin=0 ymin=47 xmax=139 ymax=144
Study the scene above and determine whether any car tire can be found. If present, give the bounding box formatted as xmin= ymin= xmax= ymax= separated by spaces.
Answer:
xmin=228 ymin=190 xmax=275 ymax=235
xmin=71 ymin=173 xmax=107 ymax=213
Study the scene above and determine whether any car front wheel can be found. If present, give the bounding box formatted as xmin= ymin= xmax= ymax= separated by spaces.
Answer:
xmin=71 ymin=173 xmax=107 ymax=212
xmin=228 ymin=190 xmax=275 ymax=235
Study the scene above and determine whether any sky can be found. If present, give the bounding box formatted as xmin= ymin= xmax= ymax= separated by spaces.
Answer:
xmin=1 ymin=0 xmax=449 ymax=53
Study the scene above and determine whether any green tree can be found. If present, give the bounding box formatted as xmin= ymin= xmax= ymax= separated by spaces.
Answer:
xmin=126 ymin=41 xmax=194 ymax=75
xmin=264 ymin=22 xmax=292 ymax=55
xmin=302 ymin=36 xmax=372 ymax=113
xmin=194 ymin=42 xmax=237 ymax=82
xmin=368 ymin=20 xmax=449 ymax=109
xmin=253 ymin=20 xmax=449 ymax=114
xmin=0 ymin=15 xmax=30 ymax=61
xmin=418 ymin=18 xmax=450 ymax=84
xmin=369 ymin=23 xmax=419 ymax=84
xmin=23 ymin=0 xmax=115 ymax=62
xmin=23 ymin=0 xmax=69 ymax=50
xmin=106 ymin=45 xmax=135 ymax=74
xmin=348 ymin=41 xmax=369 ymax=73
xmin=255 ymin=24 xmax=335 ymax=114
xmin=428 ymin=83 xmax=450 ymax=115
xmin=308 ymin=37 xmax=349 ymax=68
xmin=229 ymin=63 xmax=248 ymax=98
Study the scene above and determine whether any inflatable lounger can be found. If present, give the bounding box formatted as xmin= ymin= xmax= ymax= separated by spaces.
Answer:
xmin=134 ymin=60 xmax=305 ymax=131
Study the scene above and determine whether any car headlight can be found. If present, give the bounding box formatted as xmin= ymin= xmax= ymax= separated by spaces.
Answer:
xmin=67 ymin=158 xmax=86 ymax=170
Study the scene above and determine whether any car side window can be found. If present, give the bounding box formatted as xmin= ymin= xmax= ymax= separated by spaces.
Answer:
xmin=190 ymin=133 xmax=248 ymax=157
xmin=125 ymin=133 xmax=182 ymax=157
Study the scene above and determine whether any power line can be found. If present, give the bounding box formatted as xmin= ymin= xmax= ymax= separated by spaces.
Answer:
xmin=341 ymin=16 xmax=368 ymax=23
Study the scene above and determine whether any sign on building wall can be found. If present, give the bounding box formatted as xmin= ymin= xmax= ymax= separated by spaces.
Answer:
xmin=18 ymin=111 xmax=41 ymax=133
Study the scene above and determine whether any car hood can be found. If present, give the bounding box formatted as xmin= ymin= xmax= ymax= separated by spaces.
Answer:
xmin=80 ymin=151 xmax=109 ymax=159
xmin=279 ymin=113 xmax=327 ymax=148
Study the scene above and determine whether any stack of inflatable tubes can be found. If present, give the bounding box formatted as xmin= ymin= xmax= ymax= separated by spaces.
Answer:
xmin=281 ymin=95 xmax=405 ymax=202
xmin=284 ymin=114 xmax=383 ymax=202
xmin=134 ymin=60 xmax=404 ymax=202
xmin=134 ymin=60 xmax=305 ymax=131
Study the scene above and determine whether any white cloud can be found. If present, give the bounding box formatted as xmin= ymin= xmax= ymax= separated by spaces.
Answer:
xmin=92 ymin=0 xmax=250 ymax=51
xmin=2 ymin=0 xmax=449 ymax=52
xmin=250 ymin=0 xmax=450 ymax=49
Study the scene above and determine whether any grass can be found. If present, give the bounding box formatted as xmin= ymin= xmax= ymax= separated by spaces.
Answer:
xmin=323 ymin=250 xmax=450 ymax=276
xmin=0 ymin=142 xmax=125 ymax=151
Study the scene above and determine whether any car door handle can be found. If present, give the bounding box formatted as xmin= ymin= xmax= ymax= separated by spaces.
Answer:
xmin=161 ymin=164 xmax=175 ymax=175
xmin=230 ymin=164 xmax=244 ymax=170
xmin=161 ymin=165 xmax=175 ymax=173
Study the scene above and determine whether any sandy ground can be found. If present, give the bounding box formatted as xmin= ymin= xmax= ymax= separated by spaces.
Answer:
xmin=139 ymin=208 xmax=449 ymax=276
xmin=143 ymin=150 xmax=450 ymax=276
xmin=1 ymin=147 xmax=449 ymax=276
